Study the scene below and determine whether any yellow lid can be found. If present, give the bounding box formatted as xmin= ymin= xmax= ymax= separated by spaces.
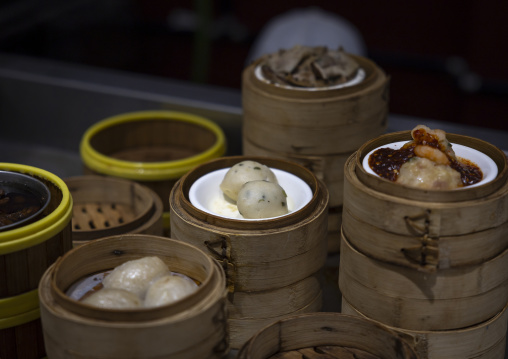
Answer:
xmin=0 ymin=163 xmax=73 ymax=255
xmin=80 ymin=110 xmax=226 ymax=181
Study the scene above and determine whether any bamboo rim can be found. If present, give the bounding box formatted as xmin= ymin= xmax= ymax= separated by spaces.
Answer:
xmin=176 ymin=156 xmax=324 ymax=230
xmin=0 ymin=163 xmax=73 ymax=254
xmin=246 ymin=54 xmax=384 ymax=100
xmin=49 ymin=234 xmax=221 ymax=322
xmin=80 ymin=111 xmax=226 ymax=181
xmin=66 ymin=176 xmax=158 ymax=242
xmin=237 ymin=312 xmax=418 ymax=359
xmin=355 ymin=131 xmax=508 ymax=202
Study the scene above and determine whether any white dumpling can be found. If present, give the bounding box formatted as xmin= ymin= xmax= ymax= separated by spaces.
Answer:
xmin=81 ymin=288 xmax=142 ymax=309
xmin=144 ymin=274 xmax=198 ymax=307
xmin=220 ymin=161 xmax=278 ymax=201
xmin=102 ymin=256 xmax=169 ymax=298
xmin=237 ymin=180 xmax=289 ymax=219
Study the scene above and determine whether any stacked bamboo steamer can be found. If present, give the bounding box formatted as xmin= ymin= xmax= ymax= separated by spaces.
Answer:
xmin=169 ymin=156 xmax=329 ymax=349
xmin=340 ymin=130 xmax=508 ymax=359
xmin=242 ymin=50 xmax=389 ymax=252
xmin=38 ymin=234 xmax=229 ymax=359
xmin=0 ymin=163 xmax=73 ymax=359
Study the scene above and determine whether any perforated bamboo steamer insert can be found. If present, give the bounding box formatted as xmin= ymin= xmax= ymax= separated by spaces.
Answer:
xmin=80 ymin=110 xmax=226 ymax=234
xmin=236 ymin=312 xmax=418 ymax=359
xmin=169 ymin=156 xmax=329 ymax=348
xmin=242 ymin=54 xmax=389 ymax=253
xmin=38 ymin=234 xmax=229 ymax=359
xmin=65 ymin=175 xmax=163 ymax=246
xmin=0 ymin=163 xmax=73 ymax=359
xmin=340 ymin=130 xmax=508 ymax=332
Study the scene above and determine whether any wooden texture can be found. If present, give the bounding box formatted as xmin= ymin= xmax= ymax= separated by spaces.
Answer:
xmin=0 ymin=317 xmax=46 ymax=359
xmin=342 ymin=297 xmax=508 ymax=359
xmin=83 ymin=117 xmax=224 ymax=213
xmin=65 ymin=175 xmax=163 ymax=245
xmin=339 ymin=233 xmax=508 ymax=330
xmin=169 ymin=156 xmax=329 ymax=349
xmin=343 ymin=134 xmax=508 ymax=270
xmin=242 ymin=55 xmax=389 ymax=156
xmin=236 ymin=312 xmax=418 ymax=359
xmin=39 ymin=234 xmax=229 ymax=359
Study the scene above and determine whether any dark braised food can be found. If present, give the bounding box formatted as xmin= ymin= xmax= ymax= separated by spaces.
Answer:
xmin=0 ymin=188 xmax=42 ymax=227
xmin=368 ymin=125 xmax=483 ymax=190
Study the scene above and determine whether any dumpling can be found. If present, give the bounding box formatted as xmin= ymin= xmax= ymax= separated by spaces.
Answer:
xmin=81 ymin=288 xmax=142 ymax=309
xmin=102 ymin=256 xmax=168 ymax=298
xmin=144 ymin=274 xmax=198 ymax=307
xmin=220 ymin=161 xmax=278 ymax=201
xmin=398 ymin=157 xmax=462 ymax=190
xmin=237 ymin=180 xmax=288 ymax=219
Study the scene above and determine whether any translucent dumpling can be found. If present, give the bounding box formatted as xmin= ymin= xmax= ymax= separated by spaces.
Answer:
xmin=237 ymin=180 xmax=288 ymax=219
xmin=220 ymin=161 xmax=278 ymax=201
xmin=102 ymin=256 xmax=168 ymax=298
xmin=144 ymin=274 xmax=198 ymax=307
xmin=81 ymin=288 xmax=142 ymax=309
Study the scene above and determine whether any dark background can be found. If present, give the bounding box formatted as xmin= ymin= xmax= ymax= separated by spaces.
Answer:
xmin=1 ymin=0 xmax=507 ymax=131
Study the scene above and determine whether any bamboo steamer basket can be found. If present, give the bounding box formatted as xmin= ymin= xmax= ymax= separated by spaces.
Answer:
xmin=242 ymin=53 xmax=389 ymax=253
xmin=80 ymin=110 xmax=226 ymax=234
xmin=38 ymin=234 xmax=229 ymax=359
xmin=236 ymin=312 xmax=418 ymax=359
xmin=342 ymin=297 xmax=508 ymax=359
xmin=65 ymin=175 xmax=163 ymax=246
xmin=340 ymin=130 xmax=508 ymax=331
xmin=0 ymin=163 xmax=73 ymax=359
xmin=169 ymin=156 xmax=329 ymax=349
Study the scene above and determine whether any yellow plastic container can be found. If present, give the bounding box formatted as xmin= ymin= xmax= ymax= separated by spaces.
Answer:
xmin=0 ymin=162 xmax=73 ymax=359
xmin=80 ymin=110 xmax=227 ymax=232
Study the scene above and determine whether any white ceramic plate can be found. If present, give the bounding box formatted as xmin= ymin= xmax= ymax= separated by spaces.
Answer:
xmin=189 ymin=168 xmax=313 ymax=221
xmin=255 ymin=65 xmax=366 ymax=91
xmin=362 ymin=141 xmax=498 ymax=189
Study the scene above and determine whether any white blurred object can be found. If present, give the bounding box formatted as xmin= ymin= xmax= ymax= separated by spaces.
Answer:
xmin=247 ymin=7 xmax=366 ymax=64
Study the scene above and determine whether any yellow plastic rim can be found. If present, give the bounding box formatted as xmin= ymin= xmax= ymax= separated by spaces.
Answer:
xmin=0 ymin=289 xmax=39 ymax=318
xmin=0 ymin=163 xmax=73 ymax=255
xmin=80 ymin=110 xmax=226 ymax=181
xmin=0 ymin=307 xmax=40 ymax=329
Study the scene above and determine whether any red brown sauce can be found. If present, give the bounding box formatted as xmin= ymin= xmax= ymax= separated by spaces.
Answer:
xmin=368 ymin=143 xmax=483 ymax=186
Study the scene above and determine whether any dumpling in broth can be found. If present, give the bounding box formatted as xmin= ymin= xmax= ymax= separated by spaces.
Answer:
xmin=82 ymin=288 xmax=142 ymax=309
xmin=237 ymin=180 xmax=288 ymax=219
xmin=144 ymin=274 xmax=198 ymax=307
xmin=102 ymin=256 xmax=168 ymax=298
xmin=220 ymin=161 xmax=278 ymax=201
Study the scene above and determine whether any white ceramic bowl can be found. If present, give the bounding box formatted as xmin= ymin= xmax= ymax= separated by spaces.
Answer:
xmin=255 ymin=65 xmax=366 ymax=91
xmin=189 ymin=168 xmax=313 ymax=221
xmin=362 ymin=141 xmax=498 ymax=189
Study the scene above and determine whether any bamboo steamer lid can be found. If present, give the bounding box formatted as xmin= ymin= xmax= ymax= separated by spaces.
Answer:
xmin=342 ymin=297 xmax=508 ymax=359
xmin=65 ymin=176 xmax=163 ymax=246
xmin=236 ymin=312 xmax=418 ymax=359
xmin=38 ymin=234 xmax=229 ymax=359
xmin=169 ymin=156 xmax=329 ymax=348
